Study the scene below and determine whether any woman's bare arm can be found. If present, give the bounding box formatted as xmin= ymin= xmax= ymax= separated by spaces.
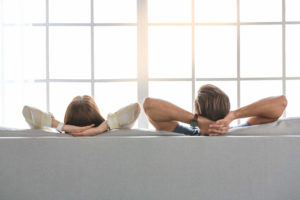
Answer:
xmin=68 ymin=121 xmax=109 ymax=136
xmin=51 ymin=117 xmax=96 ymax=135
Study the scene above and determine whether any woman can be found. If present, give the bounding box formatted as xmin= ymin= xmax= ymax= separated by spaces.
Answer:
xmin=22 ymin=95 xmax=141 ymax=136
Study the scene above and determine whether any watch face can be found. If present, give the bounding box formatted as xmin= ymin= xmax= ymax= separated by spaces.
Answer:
xmin=190 ymin=120 xmax=198 ymax=128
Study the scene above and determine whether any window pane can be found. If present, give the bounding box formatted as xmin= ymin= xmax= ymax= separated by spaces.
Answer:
xmin=240 ymin=26 xmax=282 ymax=77
xmin=240 ymin=0 xmax=281 ymax=22
xmin=2 ymin=0 xmax=45 ymax=23
xmin=196 ymin=81 xmax=237 ymax=126
xmin=286 ymin=25 xmax=300 ymax=77
xmin=148 ymin=0 xmax=191 ymax=23
xmin=94 ymin=27 xmax=137 ymax=79
xmin=286 ymin=81 xmax=300 ymax=117
xmin=240 ymin=81 xmax=282 ymax=107
xmin=23 ymin=0 xmax=45 ymax=23
xmin=2 ymin=82 xmax=46 ymax=128
xmin=149 ymin=81 xmax=192 ymax=112
xmin=2 ymin=0 xmax=19 ymax=23
xmin=195 ymin=26 xmax=236 ymax=78
xmin=49 ymin=0 xmax=90 ymax=23
xmin=49 ymin=27 xmax=91 ymax=79
xmin=2 ymin=84 xmax=20 ymax=128
xmin=149 ymin=26 xmax=192 ymax=78
xmin=23 ymin=27 xmax=46 ymax=80
xmin=286 ymin=0 xmax=300 ymax=21
xmin=195 ymin=0 xmax=236 ymax=22
xmin=94 ymin=82 xmax=137 ymax=122
xmin=50 ymin=83 xmax=91 ymax=122
xmin=23 ymin=83 xmax=47 ymax=110
xmin=94 ymin=0 xmax=136 ymax=23
xmin=2 ymin=27 xmax=45 ymax=81
xmin=0 ymin=85 xmax=2 ymax=125
xmin=2 ymin=27 xmax=24 ymax=81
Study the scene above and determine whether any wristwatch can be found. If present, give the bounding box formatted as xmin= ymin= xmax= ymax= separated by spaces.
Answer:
xmin=56 ymin=122 xmax=64 ymax=133
xmin=190 ymin=114 xmax=198 ymax=128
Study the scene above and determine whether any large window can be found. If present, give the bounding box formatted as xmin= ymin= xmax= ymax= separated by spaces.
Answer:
xmin=0 ymin=0 xmax=300 ymax=128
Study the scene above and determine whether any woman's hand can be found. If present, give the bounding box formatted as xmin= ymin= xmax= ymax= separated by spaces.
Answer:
xmin=62 ymin=124 xmax=95 ymax=134
xmin=69 ymin=127 xmax=105 ymax=137
xmin=68 ymin=121 xmax=109 ymax=137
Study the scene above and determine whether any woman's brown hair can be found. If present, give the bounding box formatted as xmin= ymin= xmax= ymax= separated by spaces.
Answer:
xmin=64 ymin=95 xmax=105 ymax=127
xmin=195 ymin=84 xmax=230 ymax=121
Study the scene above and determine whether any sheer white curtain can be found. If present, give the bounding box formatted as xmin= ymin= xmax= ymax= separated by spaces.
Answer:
xmin=0 ymin=0 xmax=46 ymax=128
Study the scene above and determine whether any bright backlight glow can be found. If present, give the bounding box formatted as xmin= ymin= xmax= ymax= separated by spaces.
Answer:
xmin=94 ymin=0 xmax=137 ymax=23
xmin=1 ymin=0 xmax=300 ymax=129
xmin=195 ymin=26 xmax=236 ymax=78
xmin=149 ymin=26 xmax=192 ymax=78
xmin=94 ymin=27 xmax=137 ymax=79
xmin=49 ymin=0 xmax=90 ymax=23
xmin=240 ymin=26 xmax=282 ymax=77
xmin=148 ymin=0 xmax=191 ymax=23
xmin=240 ymin=0 xmax=282 ymax=22
xmin=195 ymin=0 xmax=236 ymax=22
xmin=286 ymin=25 xmax=300 ymax=77
xmin=49 ymin=27 xmax=91 ymax=79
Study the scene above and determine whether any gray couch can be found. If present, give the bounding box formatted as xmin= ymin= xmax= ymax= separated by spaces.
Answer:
xmin=1 ymin=117 xmax=300 ymax=200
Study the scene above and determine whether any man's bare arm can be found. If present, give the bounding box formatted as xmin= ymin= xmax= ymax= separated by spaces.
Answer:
xmin=211 ymin=95 xmax=288 ymax=133
xmin=229 ymin=95 xmax=287 ymax=125
xmin=143 ymin=97 xmax=221 ymax=134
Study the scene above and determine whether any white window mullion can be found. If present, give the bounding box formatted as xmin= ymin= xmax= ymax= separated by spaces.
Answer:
xmin=137 ymin=0 xmax=149 ymax=128
xmin=192 ymin=0 xmax=195 ymax=112
xmin=237 ymin=0 xmax=241 ymax=124
xmin=46 ymin=0 xmax=50 ymax=112
xmin=91 ymin=0 xmax=95 ymax=97
xmin=282 ymin=0 xmax=286 ymax=117
xmin=0 ymin=0 xmax=4 ymax=124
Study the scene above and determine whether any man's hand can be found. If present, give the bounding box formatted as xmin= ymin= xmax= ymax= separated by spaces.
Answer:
xmin=208 ymin=123 xmax=230 ymax=136
xmin=208 ymin=111 xmax=236 ymax=136
xmin=216 ymin=111 xmax=236 ymax=127
xmin=62 ymin=124 xmax=94 ymax=134
xmin=197 ymin=116 xmax=228 ymax=136
xmin=197 ymin=116 xmax=214 ymax=135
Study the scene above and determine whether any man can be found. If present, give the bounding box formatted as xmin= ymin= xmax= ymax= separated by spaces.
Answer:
xmin=143 ymin=84 xmax=287 ymax=136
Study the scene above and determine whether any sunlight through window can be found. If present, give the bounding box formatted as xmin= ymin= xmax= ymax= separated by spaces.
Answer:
xmin=1 ymin=0 xmax=300 ymax=128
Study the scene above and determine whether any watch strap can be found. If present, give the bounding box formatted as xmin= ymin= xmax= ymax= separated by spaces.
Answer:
xmin=56 ymin=122 xmax=64 ymax=133
xmin=190 ymin=114 xmax=199 ymax=128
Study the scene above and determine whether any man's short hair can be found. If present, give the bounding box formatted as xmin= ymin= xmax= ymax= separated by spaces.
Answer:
xmin=195 ymin=84 xmax=230 ymax=121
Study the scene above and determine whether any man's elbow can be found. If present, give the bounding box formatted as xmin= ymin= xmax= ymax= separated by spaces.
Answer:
xmin=143 ymin=97 xmax=153 ymax=113
xmin=274 ymin=95 xmax=288 ymax=120
xmin=278 ymin=95 xmax=288 ymax=113
xmin=280 ymin=95 xmax=288 ymax=109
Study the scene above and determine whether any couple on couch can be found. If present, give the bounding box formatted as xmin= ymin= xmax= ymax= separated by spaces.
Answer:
xmin=22 ymin=84 xmax=287 ymax=136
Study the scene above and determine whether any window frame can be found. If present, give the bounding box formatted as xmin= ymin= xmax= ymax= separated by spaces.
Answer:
xmin=2 ymin=0 xmax=300 ymax=127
